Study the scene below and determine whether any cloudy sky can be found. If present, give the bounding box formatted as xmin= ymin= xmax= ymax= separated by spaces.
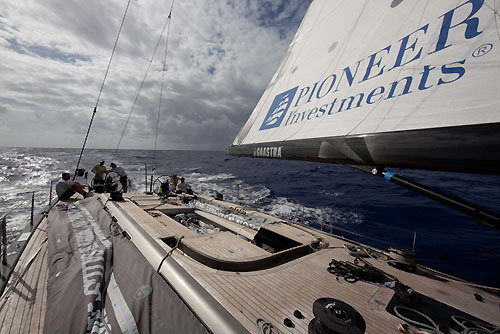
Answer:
xmin=0 ymin=0 xmax=310 ymax=150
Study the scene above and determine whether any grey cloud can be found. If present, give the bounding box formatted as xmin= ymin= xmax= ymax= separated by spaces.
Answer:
xmin=36 ymin=1 xmax=123 ymax=50
xmin=6 ymin=38 xmax=91 ymax=63
xmin=0 ymin=0 xmax=310 ymax=150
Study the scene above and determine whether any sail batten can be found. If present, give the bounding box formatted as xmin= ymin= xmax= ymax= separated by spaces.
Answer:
xmin=228 ymin=0 xmax=500 ymax=174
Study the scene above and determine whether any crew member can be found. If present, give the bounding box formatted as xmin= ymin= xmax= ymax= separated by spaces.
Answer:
xmin=91 ymin=160 xmax=108 ymax=182
xmin=169 ymin=174 xmax=179 ymax=192
xmin=158 ymin=180 xmax=169 ymax=195
xmin=56 ymin=172 xmax=89 ymax=200
xmin=176 ymin=177 xmax=191 ymax=193
xmin=110 ymin=163 xmax=128 ymax=193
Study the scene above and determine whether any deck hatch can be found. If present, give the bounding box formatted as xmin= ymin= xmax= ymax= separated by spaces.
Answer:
xmin=253 ymin=226 xmax=302 ymax=253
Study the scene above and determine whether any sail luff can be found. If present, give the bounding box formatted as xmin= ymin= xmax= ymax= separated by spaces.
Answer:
xmin=228 ymin=0 xmax=500 ymax=175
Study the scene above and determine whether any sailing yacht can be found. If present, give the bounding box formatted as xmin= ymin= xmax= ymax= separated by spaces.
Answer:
xmin=1 ymin=0 xmax=500 ymax=333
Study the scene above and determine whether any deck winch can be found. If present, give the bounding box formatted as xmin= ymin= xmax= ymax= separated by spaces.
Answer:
xmin=308 ymin=298 xmax=366 ymax=334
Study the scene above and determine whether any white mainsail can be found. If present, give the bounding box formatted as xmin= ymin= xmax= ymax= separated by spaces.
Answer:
xmin=228 ymin=0 xmax=500 ymax=174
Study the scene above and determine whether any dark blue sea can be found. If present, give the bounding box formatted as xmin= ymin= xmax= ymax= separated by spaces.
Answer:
xmin=1 ymin=146 xmax=500 ymax=288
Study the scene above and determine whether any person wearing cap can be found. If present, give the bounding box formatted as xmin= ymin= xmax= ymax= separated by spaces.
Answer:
xmin=91 ymin=160 xmax=108 ymax=182
xmin=110 ymin=163 xmax=128 ymax=193
xmin=56 ymin=172 xmax=89 ymax=200
xmin=176 ymin=177 xmax=191 ymax=193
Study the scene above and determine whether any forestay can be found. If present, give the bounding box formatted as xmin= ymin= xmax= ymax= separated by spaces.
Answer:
xmin=228 ymin=0 xmax=500 ymax=174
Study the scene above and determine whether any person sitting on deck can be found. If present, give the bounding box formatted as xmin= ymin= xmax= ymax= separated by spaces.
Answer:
xmin=158 ymin=180 xmax=169 ymax=196
xmin=176 ymin=177 xmax=191 ymax=193
xmin=55 ymin=172 xmax=89 ymax=200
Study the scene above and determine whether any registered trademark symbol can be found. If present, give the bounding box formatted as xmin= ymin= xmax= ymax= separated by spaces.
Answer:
xmin=472 ymin=43 xmax=493 ymax=57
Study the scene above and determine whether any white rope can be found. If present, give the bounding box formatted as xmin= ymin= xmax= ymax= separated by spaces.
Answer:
xmin=451 ymin=315 xmax=500 ymax=334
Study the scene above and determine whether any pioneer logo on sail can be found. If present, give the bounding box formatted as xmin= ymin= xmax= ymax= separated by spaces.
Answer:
xmin=258 ymin=0 xmax=486 ymax=132
xmin=259 ymin=87 xmax=298 ymax=130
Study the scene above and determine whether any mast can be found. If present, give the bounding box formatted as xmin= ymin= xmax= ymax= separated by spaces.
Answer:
xmin=73 ymin=0 xmax=132 ymax=180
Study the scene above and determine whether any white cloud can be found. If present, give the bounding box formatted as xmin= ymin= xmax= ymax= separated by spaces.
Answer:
xmin=0 ymin=0 xmax=310 ymax=150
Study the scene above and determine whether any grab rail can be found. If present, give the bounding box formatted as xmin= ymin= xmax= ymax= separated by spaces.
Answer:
xmin=176 ymin=240 xmax=311 ymax=272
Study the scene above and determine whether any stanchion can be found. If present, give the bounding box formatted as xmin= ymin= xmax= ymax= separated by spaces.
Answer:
xmin=1 ymin=216 xmax=7 ymax=265
xmin=145 ymin=163 xmax=148 ymax=193
xmin=49 ymin=181 xmax=53 ymax=206
xmin=30 ymin=191 xmax=35 ymax=226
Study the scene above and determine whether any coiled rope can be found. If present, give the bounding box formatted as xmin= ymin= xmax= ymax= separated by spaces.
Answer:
xmin=342 ymin=243 xmax=500 ymax=292
xmin=451 ymin=315 xmax=499 ymax=334
xmin=327 ymin=257 xmax=395 ymax=284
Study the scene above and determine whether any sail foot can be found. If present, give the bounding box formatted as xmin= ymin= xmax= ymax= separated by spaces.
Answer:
xmin=227 ymin=123 xmax=500 ymax=175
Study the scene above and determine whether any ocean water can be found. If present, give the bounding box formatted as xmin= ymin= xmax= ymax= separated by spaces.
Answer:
xmin=1 ymin=146 xmax=500 ymax=288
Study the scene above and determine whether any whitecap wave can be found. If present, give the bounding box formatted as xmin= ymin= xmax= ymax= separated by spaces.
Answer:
xmin=180 ymin=172 xmax=271 ymax=206
xmin=262 ymin=197 xmax=363 ymax=226
xmin=0 ymin=151 xmax=60 ymax=236
xmin=172 ymin=172 xmax=361 ymax=227
xmin=195 ymin=173 xmax=236 ymax=182
xmin=319 ymin=190 xmax=344 ymax=197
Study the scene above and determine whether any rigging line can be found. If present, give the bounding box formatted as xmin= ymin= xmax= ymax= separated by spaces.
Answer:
xmin=230 ymin=1 xmax=318 ymax=146
xmin=482 ymin=0 xmax=500 ymax=20
xmin=112 ymin=7 xmax=173 ymax=160
xmin=0 ymin=189 xmax=55 ymax=219
xmin=492 ymin=0 xmax=500 ymax=45
xmin=344 ymin=214 xmax=491 ymax=244
xmin=317 ymin=223 xmax=409 ymax=250
xmin=73 ymin=0 xmax=132 ymax=181
xmin=424 ymin=255 xmax=500 ymax=265
xmin=421 ymin=245 xmax=500 ymax=260
xmin=420 ymin=266 xmax=500 ymax=292
xmin=153 ymin=1 xmax=175 ymax=171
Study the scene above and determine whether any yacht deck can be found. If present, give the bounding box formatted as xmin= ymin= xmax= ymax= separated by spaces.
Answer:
xmin=1 ymin=193 xmax=499 ymax=333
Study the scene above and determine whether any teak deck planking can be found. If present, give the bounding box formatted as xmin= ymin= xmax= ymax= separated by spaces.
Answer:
xmin=181 ymin=231 xmax=269 ymax=260
xmin=0 ymin=219 xmax=48 ymax=334
xmin=2 ymin=194 xmax=499 ymax=334
xmin=118 ymin=195 xmax=500 ymax=333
